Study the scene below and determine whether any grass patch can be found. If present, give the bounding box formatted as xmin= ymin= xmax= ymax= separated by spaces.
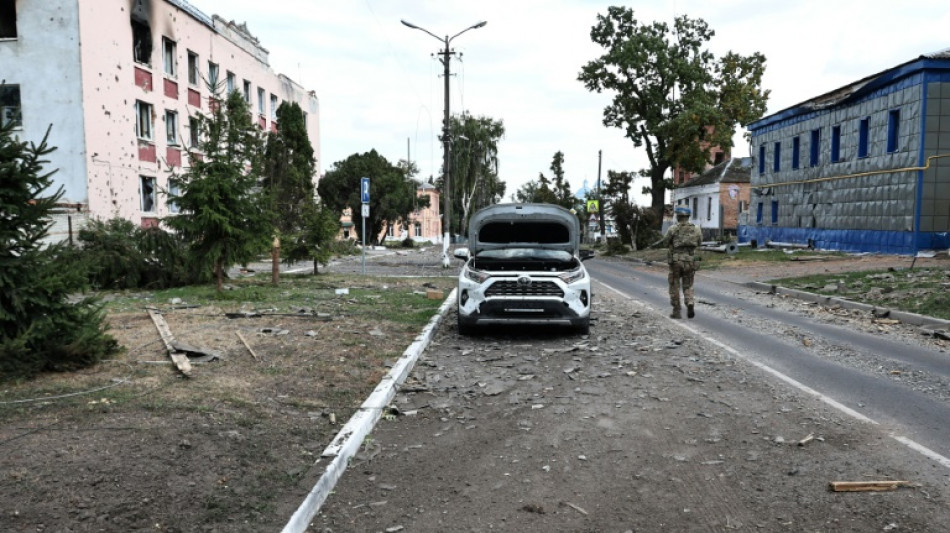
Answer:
xmin=625 ymin=246 xmax=848 ymax=270
xmin=771 ymin=267 xmax=950 ymax=320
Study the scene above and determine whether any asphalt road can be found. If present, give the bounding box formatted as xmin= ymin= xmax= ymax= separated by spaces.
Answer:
xmin=587 ymin=258 xmax=950 ymax=461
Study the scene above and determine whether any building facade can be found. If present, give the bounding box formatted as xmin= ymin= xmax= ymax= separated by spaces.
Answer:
xmin=672 ymin=157 xmax=751 ymax=240
xmin=0 ymin=0 xmax=320 ymax=241
xmin=741 ymin=50 xmax=950 ymax=254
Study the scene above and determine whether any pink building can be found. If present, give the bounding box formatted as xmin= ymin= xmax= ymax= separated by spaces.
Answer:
xmin=0 ymin=0 xmax=320 ymax=241
xmin=339 ymin=181 xmax=443 ymax=244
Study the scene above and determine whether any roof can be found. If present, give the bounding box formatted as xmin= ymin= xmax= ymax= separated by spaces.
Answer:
xmin=748 ymin=49 xmax=950 ymax=132
xmin=676 ymin=157 xmax=752 ymax=189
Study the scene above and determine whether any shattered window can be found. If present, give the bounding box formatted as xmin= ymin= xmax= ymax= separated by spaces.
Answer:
xmin=0 ymin=84 xmax=22 ymax=128
xmin=132 ymin=19 xmax=152 ymax=65
xmin=226 ymin=71 xmax=235 ymax=95
xmin=167 ymin=179 xmax=180 ymax=214
xmin=140 ymin=176 xmax=156 ymax=212
xmin=257 ymin=87 xmax=265 ymax=115
xmin=208 ymin=61 xmax=219 ymax=88
xmin=243 ymin=80 xmax=251 ymax=103
xmin=0 ymin=0 xmax=17 ymax=39
xmin=189 ymin=116 xmax=200 ymax=148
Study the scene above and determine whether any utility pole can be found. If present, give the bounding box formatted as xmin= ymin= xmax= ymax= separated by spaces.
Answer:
xmin=597 ymin=150 xmax=605 ymax=241
xmin=402 ymin=19 xmax=487 ymax=267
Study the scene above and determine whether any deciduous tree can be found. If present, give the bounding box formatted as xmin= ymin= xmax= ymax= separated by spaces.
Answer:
xmin=578 ymin=7 xmax=768 ymax=225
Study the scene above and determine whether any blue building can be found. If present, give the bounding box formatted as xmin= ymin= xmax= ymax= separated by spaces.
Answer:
xmin=740 ymin=49 xmax=950 ymax=254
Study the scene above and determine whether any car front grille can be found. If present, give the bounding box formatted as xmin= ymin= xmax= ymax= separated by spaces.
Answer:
xmin=485 ymin=280 xmax=564 ymax=297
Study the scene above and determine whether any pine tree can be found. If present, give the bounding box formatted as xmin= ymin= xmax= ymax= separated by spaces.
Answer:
xmin=0 ymin=122 xmax=117 ymax=378
xmin=166 ymin=91 xmax=271 ymax=292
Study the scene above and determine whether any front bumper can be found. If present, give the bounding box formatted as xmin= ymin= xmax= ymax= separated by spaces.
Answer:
xmin=457 ymin=271 xmax=591 ymax=327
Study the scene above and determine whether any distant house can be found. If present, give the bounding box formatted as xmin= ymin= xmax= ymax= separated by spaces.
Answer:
xmin=741 ymin=49 xmax=950 ymax=254
xmin=672 ymin=125 xmax=731 ymax=186
xmin=672 ymin=157 xmax=751 ymax=239
xmin=340 ymin=180 xmax=442 ymax=244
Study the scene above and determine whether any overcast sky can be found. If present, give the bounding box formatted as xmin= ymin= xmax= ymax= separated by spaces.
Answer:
xmin=192 ymin=0 xmax=950 ymax=204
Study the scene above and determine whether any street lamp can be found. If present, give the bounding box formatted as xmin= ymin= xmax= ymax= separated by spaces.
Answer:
xmin=401 ymin=18 xmax=487 ymax=267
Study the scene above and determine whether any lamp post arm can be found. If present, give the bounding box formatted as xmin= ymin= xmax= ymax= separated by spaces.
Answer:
xmin=400 ymin=20 xmax=444 ymax=43
xmin=449 ymin=21 xmax=487 ymax=43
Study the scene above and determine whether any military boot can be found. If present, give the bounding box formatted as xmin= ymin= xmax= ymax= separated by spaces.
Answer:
xmin=687 ymin=304 xmax=695 ymax=319
xmin=670 ymin=306 xmax=682 ymax=319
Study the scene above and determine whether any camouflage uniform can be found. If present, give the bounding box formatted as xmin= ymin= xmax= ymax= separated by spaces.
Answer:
xmin=657 ymin=217 xmax=702 ymax=318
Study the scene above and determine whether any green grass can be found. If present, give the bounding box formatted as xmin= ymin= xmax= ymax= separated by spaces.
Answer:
xmin=771 ymin=267 xmax=950 ymax=320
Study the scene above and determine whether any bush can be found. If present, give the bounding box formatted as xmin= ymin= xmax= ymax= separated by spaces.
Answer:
xmin=400 ymin=237 xmax=416 ymax=249
xmin=604 ymin=237 xmax=629 ymax=256
xmin=328 ymin=239 xmax=360 ymax=257
xmin=75 ymin=218 xmax=206 ymax=290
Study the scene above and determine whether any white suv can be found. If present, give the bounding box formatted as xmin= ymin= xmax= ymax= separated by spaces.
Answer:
xmin=453 ymin=203 xmax=592 ymax=335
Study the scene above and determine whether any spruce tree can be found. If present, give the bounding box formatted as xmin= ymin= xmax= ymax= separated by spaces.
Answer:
xmin=0 ymin=122 xmax=117 ymax=378
xmin=166 ymin=91 xmax=271 ymax=291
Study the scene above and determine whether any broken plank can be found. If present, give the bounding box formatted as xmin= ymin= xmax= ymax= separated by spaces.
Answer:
xmin=146 ymin=307 xmax=192 ymax=377
xmin=829 ymin=481 xmax=909 ymax=492
xmin=236 ymin=331 xmax=259 ymax=360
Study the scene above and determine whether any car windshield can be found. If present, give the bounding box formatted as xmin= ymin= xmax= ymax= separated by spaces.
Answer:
xmin=474 ymin=248 xmax=573 ymax=262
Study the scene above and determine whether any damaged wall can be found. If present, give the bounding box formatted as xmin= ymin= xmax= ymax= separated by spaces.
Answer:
xmin=742 ymin=56 xmax=950 ymax=254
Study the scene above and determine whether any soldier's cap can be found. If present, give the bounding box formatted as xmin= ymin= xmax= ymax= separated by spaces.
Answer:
xmin=674 ymin=207 xmax=691 ymax=216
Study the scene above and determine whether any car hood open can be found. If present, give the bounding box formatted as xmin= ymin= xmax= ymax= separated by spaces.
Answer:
xmin=467 ymin=203 xmax=580 ymax=256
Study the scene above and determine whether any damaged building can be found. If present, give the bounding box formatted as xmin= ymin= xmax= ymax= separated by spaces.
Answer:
xmin=0 ymin=0 xmax=320 ymax=241
xmin=740 ymin=49 xmax=950 ymax=254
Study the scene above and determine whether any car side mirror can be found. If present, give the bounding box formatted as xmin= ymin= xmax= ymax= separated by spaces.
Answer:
xmin=453 ymin=248 xmax=470 ymax=260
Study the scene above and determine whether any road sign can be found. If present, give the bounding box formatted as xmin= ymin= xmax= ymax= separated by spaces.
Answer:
xmin=361 ymin=203 xmax=369 ymax=218
xmin=361 ymin=177 xmax=370 ymax=203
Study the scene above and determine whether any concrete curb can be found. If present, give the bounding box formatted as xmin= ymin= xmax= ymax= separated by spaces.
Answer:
xmin=744 ymin=281 xmax=950 ymax=330
xmin=281 ymin=289 xmax=458 ymax=533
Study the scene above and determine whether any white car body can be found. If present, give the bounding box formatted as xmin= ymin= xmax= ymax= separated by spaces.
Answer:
xmin=454 ymin=203 xmax=592 ymax=334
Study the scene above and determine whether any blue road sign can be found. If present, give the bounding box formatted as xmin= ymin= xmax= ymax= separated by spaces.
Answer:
xmin=361 ymin=177 xmax=370 ymax=203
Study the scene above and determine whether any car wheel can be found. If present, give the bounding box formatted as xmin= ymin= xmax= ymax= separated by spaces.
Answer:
xmin=457 ymin=315 xmax=473 ymax=336
xmin=576 ymin=317 xmax=590 ymax=335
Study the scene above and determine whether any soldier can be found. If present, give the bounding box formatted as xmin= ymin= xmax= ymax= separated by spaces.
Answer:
xmin=653 ymin=207 xmax=703 ymax=319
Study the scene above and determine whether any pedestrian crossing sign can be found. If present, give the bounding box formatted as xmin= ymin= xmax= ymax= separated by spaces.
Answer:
xmin=586 ymin=199 xmax=599 ymax=213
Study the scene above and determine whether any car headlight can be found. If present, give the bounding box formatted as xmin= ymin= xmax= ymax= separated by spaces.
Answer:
xmin=464 ymin=267 xmax=490 ymax=283
xmin=558 ymin=268 xmax=586 ymax=284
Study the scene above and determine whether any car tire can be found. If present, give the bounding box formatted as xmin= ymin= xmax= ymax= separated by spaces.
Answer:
xmin=457 ymin=314 xmax=473 ymax=336
xmin=576 ymin=317 xmax=590 ymax=335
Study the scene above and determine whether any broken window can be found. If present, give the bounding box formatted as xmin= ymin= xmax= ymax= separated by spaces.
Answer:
xmin=135 ymin=100 xmax=153 ymax=140
xmin=257 ymin=87 xmax=265 ymax=115
xmin=0 ymin=84 xmax=22 ymax=128
xmin=243 ymin=80 xmax=251 ymax=104
xmin=187 ymin=51 xmax=198 ymax=85
xmin=132 ymin=19 xmax=152 ymax=65
xmin=162 ymin=37 xmax=176 ymax=77
xmin=270 ymin=94 xmax=278 ymax=120
xmin=165 ymin=110 xmax=178 ymax=145
xmin=140 ymin=176 xmax=156 ymax=212
xmin=226 ymin=71 xmax=235 ymax=95
xmin=0 ymin=0 xmax=17 ymax=39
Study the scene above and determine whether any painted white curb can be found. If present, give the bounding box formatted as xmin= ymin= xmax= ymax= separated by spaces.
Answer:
xmin=281 ymin=289 xmax=457 ymax=533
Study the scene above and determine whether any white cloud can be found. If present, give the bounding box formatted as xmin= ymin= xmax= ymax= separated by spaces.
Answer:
xmin=192 ymin=0 xmax=950 ymax=204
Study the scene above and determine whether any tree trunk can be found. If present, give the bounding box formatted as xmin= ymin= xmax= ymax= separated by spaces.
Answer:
xmin=215 ymin=260 xmax=223 ymax=293
xmin=650 ymin=168 xmax=667 ymax=229
xmin=271 ymin=236 xmax=280 ymax=285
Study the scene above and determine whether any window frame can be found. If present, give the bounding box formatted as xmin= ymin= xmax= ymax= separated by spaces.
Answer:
xmin=770 ymin=200 xmax=779 ymax=225
xmin=162 ymin=37 xmax=177 ymax=78
xmin=0 ymin=0 xmax=17 ymax=39
xmin=226 ymin=71 xmax=236 ymax=95
xmin=207 ymin=61 xmax=219 ymax=88
xmin=187 ymin=50 xmax=199 ymax=86
xmin=0 ymin=84 xmax=22 ymax=129
xmin=758 ymin=144 xmax=766 ymax=175
xmin=165 ymin=110 xmax=178 ymax=145
xmin=257 ymin=87 xmax=266 ymax=115
xmin=270 ymin=94 xmax=279 ymax=120
xmin=772 ymin=141 xmax=781 ymax=172
xmin=188 ymin=116 xmax=200 ymax=148
xmin=243 ymin=80 xmax=252 ymax=104
xmin=887 ymin=109 xmax=901 ymax=153
xmin=831 ymin=125 xmax=842 ymax=163
xmin=135 ymin=100 xmax=154 ymax=141
xmin=858 ymin=117 xmax=870 ymax=158
xmin=791 ymin=136 xmax=800 ymax=170
xmin=809 ymin=128 xmax=821 ymax=167
xmin=140 ymin=175 xmax=157 ymax=213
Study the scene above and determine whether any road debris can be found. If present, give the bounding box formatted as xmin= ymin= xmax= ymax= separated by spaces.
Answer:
xmin=829 ymin=480 xmax=910 ymax=492
xmin=560 ymin=501 xmax=589 ymax=515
